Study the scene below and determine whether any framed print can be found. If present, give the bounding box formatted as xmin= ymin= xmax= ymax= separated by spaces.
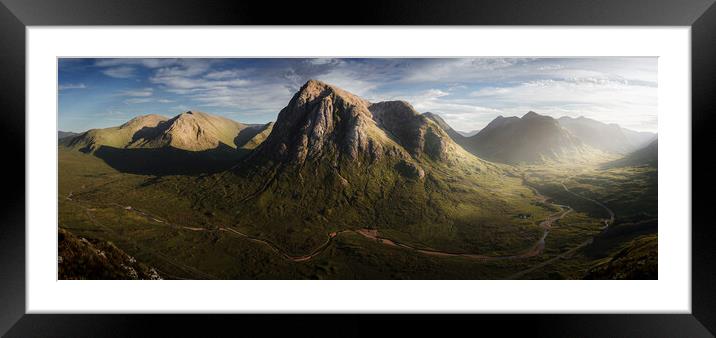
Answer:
xmin=1 ymin=0 xmax=715 ymax=336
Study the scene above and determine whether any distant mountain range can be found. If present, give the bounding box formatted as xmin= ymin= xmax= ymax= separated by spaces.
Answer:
xmin=454 ymin=111 xmax=589 ymax=164
xmin=557 ymin=116 xmax=654 ymax=154
xmin=427 ymin=111 xmax=655 ymax=165
xmin=64 ymin=111 xmax=272 ymax=174
xmin=60 ymin=79 xmax=656 ymax=171
xmin=67 ymin=111 xmax=271 ymax=153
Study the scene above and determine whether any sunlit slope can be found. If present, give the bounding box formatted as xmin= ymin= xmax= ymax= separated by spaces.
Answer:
xmin=67 ymin=111 xmax=258 ymax=152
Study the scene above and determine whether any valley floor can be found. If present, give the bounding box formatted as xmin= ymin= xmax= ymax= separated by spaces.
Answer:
xmin=58 ymin=148 xmax=656 ymax=279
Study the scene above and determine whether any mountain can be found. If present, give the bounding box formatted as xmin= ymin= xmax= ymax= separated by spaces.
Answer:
xmin=460 ymin=111 xmax=589 ymax=164
xmin=246 ymin=80 xmax=472 ymax=169
xmin=233 ymin=122 xmax=274 ymax=151
xmin=604 ymin=139 xmax=658 ymax=168
xmin=67 ymin=111 xmax=255 ymax=152
xmin=58 ymin=131 xmax=78 ymax=140
xmin=558 ymin=116 xmax=655 ymax=154
xmin=202 ymin=80 xmax=540 ymax=255
xmin=66 ymin=114 xmax=169 ymax=152
xmin=422 ymin=112 xmax=467 ymax=143
xmin=63 ymin=111 xmax=268 ymax=175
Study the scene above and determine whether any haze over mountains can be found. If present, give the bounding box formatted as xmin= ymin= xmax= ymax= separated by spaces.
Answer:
xmin=457 ymin=112 xmax=592 ymax=164
xmin=427 ymin=111 xmax=655 ymax=165
xmin=604 ymin=138 xmax=658 ymax=168
xmin=557 ymin=116 xmax=654 ymax=154
xmin=456 ymin=129 xmax=481 ymax=137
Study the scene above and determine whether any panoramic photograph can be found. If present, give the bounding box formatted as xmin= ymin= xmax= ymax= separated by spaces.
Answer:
xmin=57 ymin=57 xmax=658 ymax=280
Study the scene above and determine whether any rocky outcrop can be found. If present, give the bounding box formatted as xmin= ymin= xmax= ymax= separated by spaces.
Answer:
xmin=255 ymin=80 xmax=393 ymax=165
xmin=369 ymin=101 xmax=455 ymax=162
xmin=396 ymin=159 xmax=425 ymax=179
xmin=250 ymin=80 xmax=467 ymax=171
xmin=58 ymin=227 xmax=162 ymax=280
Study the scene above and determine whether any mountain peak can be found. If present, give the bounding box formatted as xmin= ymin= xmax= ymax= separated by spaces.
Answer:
xmin=464 ymin=110 xmax=586 ymax=164
xmin=522 ymin=111 xmax=541 ymax=119
xmin=254 ymin=80 xmax=388 ymax=165
xmin=295 ymin=79 xmax=371 ymax=109
xmin=120 ymin=114 xmax=167 ymax=129
xmin=252 ymin=81 xmax=464 ymax=169
xmin=68 ymin=111 xmax=252 ymax=154
xmin=297 ymin=79 xmax=329 ymax=97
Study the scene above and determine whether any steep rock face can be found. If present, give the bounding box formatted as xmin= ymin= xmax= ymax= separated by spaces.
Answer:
xmin=254 ymin=80 xmax=403 ymax=165
xmin=369 ymin=101 xmax=456 ymax=162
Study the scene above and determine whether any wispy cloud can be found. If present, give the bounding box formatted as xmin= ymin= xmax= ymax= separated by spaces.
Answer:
xmin=102 ymin=66 xmax=136 ymax=78
xmin=117 ymin=88 xmax=154 ymax=97
xmin=59 ymin=58 xmax=658 ymax=133
xmin=58 ymin=83 xmax=86 ymax=90
xmin=469 ymin=77 xmax=657 ymax=131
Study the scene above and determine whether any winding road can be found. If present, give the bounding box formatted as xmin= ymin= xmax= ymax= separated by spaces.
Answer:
xmin=65 ymin=181 xmax=574 ymax=264
xmin=63 ymin=171 xmax=615 ymax=279
xmin=507 ymin=175 xmax=616 ymax=279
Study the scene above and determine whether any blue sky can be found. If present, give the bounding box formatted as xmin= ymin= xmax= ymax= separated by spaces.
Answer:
xmin=58 ymin=58 xmax=657 ymax=133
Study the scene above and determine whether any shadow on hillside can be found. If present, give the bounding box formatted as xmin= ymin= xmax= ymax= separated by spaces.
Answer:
xmin=130 ymin=123 xmax=168 ymax=144
xmin=233 ymin=127 xmax=264 ymax=147
xmin=583 ymin=217 xmax=657 ymax=259
xmin=93 ymin=144 xmax=249 ymax=176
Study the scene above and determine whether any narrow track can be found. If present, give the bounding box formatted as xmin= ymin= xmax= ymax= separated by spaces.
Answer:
xmin=65 ymin=180 xmax=572 ymax=265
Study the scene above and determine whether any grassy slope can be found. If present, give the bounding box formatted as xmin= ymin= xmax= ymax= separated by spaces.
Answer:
xmin=59 ymin=145 xmax=654 ymax=279
xmin=59 ymin=147 xmax=569 ymax=279
xmin=194 ymin=146 xmax=551 ymax=257
xmin=519 ymin=164 xmax=657 ymax=279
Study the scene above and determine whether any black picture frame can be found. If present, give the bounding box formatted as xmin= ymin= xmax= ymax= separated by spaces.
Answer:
xmin=1 ymin=0 xmax=714 ymax=336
